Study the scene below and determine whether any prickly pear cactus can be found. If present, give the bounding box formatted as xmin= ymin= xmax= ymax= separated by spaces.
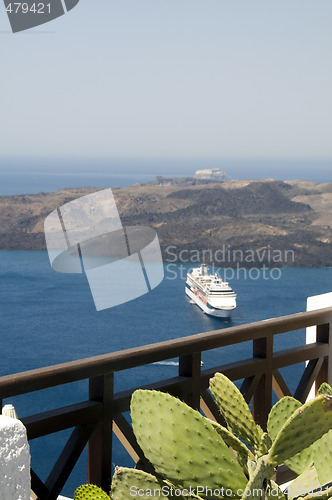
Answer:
xmin=287 ymin=465 xmax=321 ymax=500
xmin=111 ymin=467 xmax=203 ymax=499
xmin=109 ymin=373 xmax=332 ymax=500
xmin=312 ymin=381 xmax=332 ymax=486
xmin=312 ymin=426 xmax=332 ymax=485
xmin=268 ymin=394 xmax=332 ymax=466
xmin=208 ymin=418 xmax=254 ymax=473
xmin=209 ymin=373 xmax=264 ymax=452
xmin=74 ymin=483 xmax=110 ymax=499
xmin=131 ymin=389 xmax=247 ymax=497
xmin=267 ymin=396 xmax=313 ymax=475
xmin=267 ymin=396 xmax=302 ymax=441
xmin=317 ymin=382 xmax=332 ymax=396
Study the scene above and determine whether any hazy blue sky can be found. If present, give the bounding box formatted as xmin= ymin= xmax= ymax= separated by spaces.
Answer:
xmin=1 ymin=0 xmax=332 ymax=169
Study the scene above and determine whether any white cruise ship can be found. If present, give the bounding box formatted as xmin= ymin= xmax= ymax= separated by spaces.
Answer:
xmin=185 ymin=264 xmax=236 ymax=318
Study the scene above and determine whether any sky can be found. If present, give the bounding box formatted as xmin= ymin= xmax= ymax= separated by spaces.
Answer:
xmin=0 ymin=0 xmax=332 ymax=174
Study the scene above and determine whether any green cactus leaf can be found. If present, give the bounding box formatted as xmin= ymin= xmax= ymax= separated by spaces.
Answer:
xmin=240 ymin=455 xmax=274 ymax=500
xmin=74 ymin=483 xmax=110 ymax=499
xmin=267 ymin=397 xmax=302 ymax=442
xmin=209 ymin=373 xmax=262 ymax=451
xmin=312 ymin=428 xmax=332 ymax=486
xmin=284 ymin=446 xmax=314 ymax=476
xmin=208 ymin=418 xmax=254 ymax=474
xmin=287 ymin=465 xmax=321 ymax=500
xmin=208 ymin=418 xmax=255 ymax=461
xmin=317 ymin=383 xmax=332 ymax=396
xmin=268 ymin=395 xmax=332 ymax=466
xmin=111 ymin=467 xmax=203 ymax=499
xmin=131 ymin=390 xmax=247 ymax=498
xmin=268 ymin=396 xmax=314 ymax=474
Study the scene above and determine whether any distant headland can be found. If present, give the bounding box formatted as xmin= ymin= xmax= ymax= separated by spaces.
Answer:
xmin=1 ymin=173 xmax=332 ymax=267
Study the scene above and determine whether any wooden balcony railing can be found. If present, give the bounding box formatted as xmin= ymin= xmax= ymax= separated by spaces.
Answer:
xmin=0 ymin=307 xmax=331 ymax=500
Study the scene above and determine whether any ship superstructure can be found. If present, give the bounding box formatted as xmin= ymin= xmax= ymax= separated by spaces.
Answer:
xmin=185 ymin=264 xmax=236 ymax=317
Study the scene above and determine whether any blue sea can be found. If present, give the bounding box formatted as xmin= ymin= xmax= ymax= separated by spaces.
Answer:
xmin=0 ymin=157 xmax=332 ymax=195
xmin=1 ymin=250 xmax=332 ymax=497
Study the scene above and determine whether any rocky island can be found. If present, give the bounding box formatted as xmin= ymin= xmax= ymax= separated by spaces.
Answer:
xmin=1 ymin=175 xmax=332 ymax=267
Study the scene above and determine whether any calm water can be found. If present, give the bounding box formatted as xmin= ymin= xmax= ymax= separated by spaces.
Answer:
xmin=1 ymin=157 xmax=332 ymax=195
xmin=1 ymin=250 xmax=332 ymax=496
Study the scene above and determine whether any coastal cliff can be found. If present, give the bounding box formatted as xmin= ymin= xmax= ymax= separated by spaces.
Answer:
xmin=1 ymin=179 xmax=332 ymax=267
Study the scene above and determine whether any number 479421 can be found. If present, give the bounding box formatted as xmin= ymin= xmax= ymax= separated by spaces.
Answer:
xmin=5 ymin=3 xmax=51 ymax=14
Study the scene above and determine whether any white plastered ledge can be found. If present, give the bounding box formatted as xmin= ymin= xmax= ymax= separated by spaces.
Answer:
xmin=0 ymin=415 xmax=31 ymax=500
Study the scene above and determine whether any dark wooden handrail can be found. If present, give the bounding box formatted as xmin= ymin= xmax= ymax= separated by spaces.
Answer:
xmin=1 ymin=306 xmax=332 ymax=398
xmin=1 ymin=306 xmax=331 ymax=500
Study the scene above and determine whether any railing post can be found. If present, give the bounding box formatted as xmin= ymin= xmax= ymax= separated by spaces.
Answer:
xmin=88 ymin=373 xmax=114 ymax=493
xmin=316 ymin=321 xmax=332 ymax=392
xmin=252 ymin=336 xmax=273 ymax=430
xmin=178 ymin=353 xmax=201 ymax=410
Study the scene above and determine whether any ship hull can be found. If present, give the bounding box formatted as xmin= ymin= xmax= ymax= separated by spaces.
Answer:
xmin=185 ymin=286 xmax=232 ymax=318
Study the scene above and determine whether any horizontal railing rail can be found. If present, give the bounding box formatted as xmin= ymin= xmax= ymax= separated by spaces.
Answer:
xmin=1 ymin=306 xmax=332 ymax=500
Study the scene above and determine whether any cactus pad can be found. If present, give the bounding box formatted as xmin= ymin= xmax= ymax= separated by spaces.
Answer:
xmin=208 ymin=418 xmax=254 ymax=474
xmin=111 ymin=467 xmax=203 ymax=499
xmin=284 ymin=446 xmax=314 ymax=476
xmin=267 ymin=396 xmax=314 ymax=474
xmin=286 ymin=466 xmax=321 ymax=500
xmin=312 ymin=428 xmax=332 ymax=486
xmin=267 ymin=397 xmax=302 ymax=442
xmin=269 ymin=395 xmax=332 ymax=466
xmin=317 ymin=382 xmax=332 ymax=396
xmin=74 ymin=484 xmax=110 ymax=499
xmin=208 ymin=418 xmax=255 ymax=462
xmin=209 ymin=373 xmax=262 ymax=450
xmin=131 ymin=389 xmax=247 ymax=497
